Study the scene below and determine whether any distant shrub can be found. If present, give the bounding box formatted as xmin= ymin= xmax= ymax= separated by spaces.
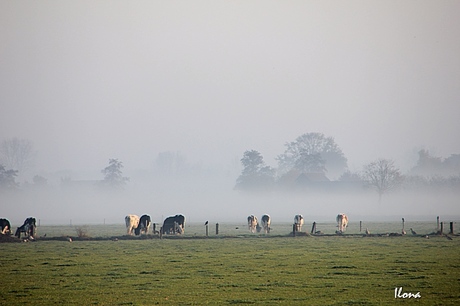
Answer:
xmin=75 ymin=226 xmax=89 ymax=238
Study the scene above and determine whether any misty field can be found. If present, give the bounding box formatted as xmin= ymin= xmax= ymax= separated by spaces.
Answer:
xmin=1 ymin=223 xmax=459 ymax=305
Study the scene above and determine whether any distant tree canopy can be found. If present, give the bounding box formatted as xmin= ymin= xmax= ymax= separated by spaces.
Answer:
xmin=363 ymin=158 xmax=403 ymax=203
xmin=0 ymin=138 xmax=36 ymax=174
xmin=0 ymin=164 xmax=19 ymax=189
xmin=338 ymin=170 xmax=362 ymax=182
xmin=33 ymin=175 xmax=47 ymax=186
xmin=235 ymin=150 xmax=275 ymax=191
xmin=101 ymin=159 xmax=129 ymax=189
xmin=154 ymin=151 xmax=188 ymax=176
xmin=410 ymin=150 xmax=460 ymax=177
xmin=276 ymin=132 xmax=347 ymax=179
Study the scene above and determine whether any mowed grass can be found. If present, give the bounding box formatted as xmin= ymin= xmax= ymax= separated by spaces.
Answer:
xmin=1 ymin=231 xmax=459 ymax=305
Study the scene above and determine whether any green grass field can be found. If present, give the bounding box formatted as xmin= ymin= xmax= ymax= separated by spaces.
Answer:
xmin=1 ymin=223 xmax=459 ymax=305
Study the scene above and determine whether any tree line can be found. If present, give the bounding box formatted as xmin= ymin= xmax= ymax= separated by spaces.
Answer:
xmin=235 ymin=133 xmax=460 ymax=201
xmin=1 ymin=135 xmax=459 ymax=199
xmin=0 ymin=137 xmax=128 ymax=191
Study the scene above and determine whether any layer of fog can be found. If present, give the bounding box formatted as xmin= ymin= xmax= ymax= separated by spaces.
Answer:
xmin=3 ymin=173 xmax=458 ymax=226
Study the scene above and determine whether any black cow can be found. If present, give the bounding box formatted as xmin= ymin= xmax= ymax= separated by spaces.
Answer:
xmin=15 ymin=217 xmax=36 ymax=239
xmin=161 ymin=214 xmax=186 ymax=234
xmin=134 ymin=214 xmax=151 ymax=235
xmin=0 ymin=218 xmax=12 ymax=235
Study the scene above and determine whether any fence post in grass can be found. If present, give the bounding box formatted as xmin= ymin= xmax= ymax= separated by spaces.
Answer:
xmin=440 ymin=222 xmax=444 ymax=235
xmin=437 ymin=216 xmax=440 ymax=231
xmin=159 ymin=227 xmax=163 ymax=239
xmin=449 ymin=222 xmax=454 ymax=235
xmin=360 ymin=221 xmax=362 ymax=232
xmin=293 ymin=223 xmax=296 ymax=237
xmin=205 ymin=223 xmax=209 ymax=237
xmin=215 ymin=223 xmax=219 ymax=235
xmin=311 ymin=222 xmax=316 ymax=234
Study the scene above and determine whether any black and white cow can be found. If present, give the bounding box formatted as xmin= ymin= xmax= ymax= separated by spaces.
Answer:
xmin=294 ymin=214 xmax=304 ymax=232
xmin=247 ymin=215 xmax=258 ymax=233
xmin=15 ymin=217 xmax=36 ymax=239
xmin=0 ymin=218 xmax=12 ymax=235
xmin=161 ymin=214 xmax=186 ymax=234
xmin=125 ymin=214 xmax=140 ymax=235
xmin=134 ymin=214 xmax=151 ymax=235
xmin=261 ymin=214 xmax=271 ymax=234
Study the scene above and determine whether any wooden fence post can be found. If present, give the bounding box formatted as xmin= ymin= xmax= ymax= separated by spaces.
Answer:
xmin=206 ymin=224 xmax=209 ymax=237
xmin=311 ymin=222 xmax=316 ymax=234
xmin=437 ymin=216 xmax=440 ymax=231
xmin=215 ymin=223 xmax=219 ymax=235
xmin=449 ymin=222 xmax=454 ymax=235
xmin=360 ymin=221 xmax=362 ymax=232
xmin=440 ymin=222 xmax=444 ymax=235
xmin=159 ymin=227 xmax=163 ymax=239
xmin=293 ymin=224 xmax=296 ymax=237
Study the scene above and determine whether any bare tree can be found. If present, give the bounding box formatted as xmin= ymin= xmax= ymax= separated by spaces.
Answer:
xmin=0 ymin=138 xmax=36 ymax=173
xmin=0 ymin=164 xmax=19 ymax=189
xmin=363 ymin=158 xmax=403 ymax=203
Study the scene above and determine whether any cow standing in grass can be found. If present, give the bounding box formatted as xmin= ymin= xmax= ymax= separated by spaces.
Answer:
xmin=261 ymin=214 xmax=271 ymax=234
xmin=15 ymin=217 xmax=36 ymax=239
xmin=125 ymin=215 xmax=140 ymax=235
xmin=336 ymin=213 xmax=348 ymax=233
xmin=294 ymin=214 xmax=304 ymax=232
xmin=0 ymin=218 xmax=12 ymax=235
xmin=247 ymin=215 xmax=258 ymax=233
xmin=134 ymin=214 xmax=151 ymax=235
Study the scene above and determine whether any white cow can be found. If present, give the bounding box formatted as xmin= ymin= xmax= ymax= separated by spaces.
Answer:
xmin=261 ymin=214 xmax=271 ymax=234
xmin=247 ymin=215 xmax=258 ymax=233
xmin=336 ymin=213 xmax=349 ymax=233
xmin=125 ymin=214 xmax=140 ymax=235
xmin=294 ymin=214 xmax=304 ymax=232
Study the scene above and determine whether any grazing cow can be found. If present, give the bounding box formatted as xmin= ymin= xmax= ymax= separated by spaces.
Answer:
xmin=336 ymin=213 xmax=348 ymax=233
xmin=134 ymin=214 xmax=151 ymax=235
xmin=401 ymin=218 xmax=406 ymax=235
xmin=161 ymin=214 xmax=186 ymax=234
xmin=1 ymin=218 xmax=12 ymax=235
xmin=125 ymin=214 xmax=140 ymax=235
xmin=294 ymin=214 xmax=304 ymax=232
xmin=261 ymin=214 xmax=271 ymax=234
xmin=247 ymin=215 xmax=258 ymax=233
xmin=15 ymin=217 xmax=36 ymax=239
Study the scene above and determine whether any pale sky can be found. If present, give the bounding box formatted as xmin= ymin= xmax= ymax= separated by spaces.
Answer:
xmin=1 ymin=0 xmax=459 ymax=176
